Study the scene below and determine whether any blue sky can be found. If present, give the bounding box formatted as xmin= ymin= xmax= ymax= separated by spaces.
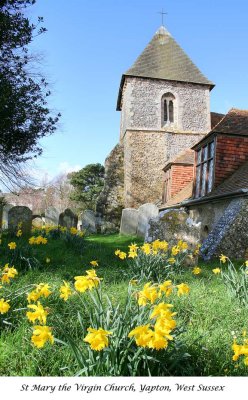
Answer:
xmin=27 ymin=0 xmax=248 ymax=181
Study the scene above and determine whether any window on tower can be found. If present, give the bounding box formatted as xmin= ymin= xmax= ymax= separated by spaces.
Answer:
xmin=162 ymin=93 xmax=175 ymax=126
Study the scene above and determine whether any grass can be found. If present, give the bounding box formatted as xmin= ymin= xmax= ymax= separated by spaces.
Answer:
xmin=0 ymin=232 xmax=248 ymax=376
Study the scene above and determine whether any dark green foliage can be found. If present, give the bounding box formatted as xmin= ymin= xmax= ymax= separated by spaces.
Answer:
xmin=69 ymin=164 xmax=105 ymax=211
xmin=0 ymin=0 xmax=60 ymax=186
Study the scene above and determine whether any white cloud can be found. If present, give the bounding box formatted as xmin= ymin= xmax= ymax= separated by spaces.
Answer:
xmin=57 ymin=161 xmax=82 ymax=174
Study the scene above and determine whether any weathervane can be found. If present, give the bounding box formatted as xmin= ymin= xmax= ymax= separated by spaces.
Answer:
xmin=158 ymin=8 xmax=168 ymax=26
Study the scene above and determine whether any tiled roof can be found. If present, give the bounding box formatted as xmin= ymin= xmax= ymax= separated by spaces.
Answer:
xmin=208 ymin=161 xmax=248 ymax=197
xmin=210 ymin=112 xmax=225 ymax=129
xmin=160 ymin=181 xmax=193 ymax=208
xmin=163 ymin=149 xmax=194 ymax=170
xmin=117 ymin=26 xmax=214 ymax=110
xmin=211 ymin=108 xmax=248 ymax=135
xmin=192 ymin=108 xmax=248 ymax=149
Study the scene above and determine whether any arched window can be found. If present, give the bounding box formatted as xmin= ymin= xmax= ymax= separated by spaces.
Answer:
xmin=162 ymin=93 xmax=175 ymax=126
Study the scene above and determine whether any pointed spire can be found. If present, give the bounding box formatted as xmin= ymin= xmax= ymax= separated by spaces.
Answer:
xmin=117 ymin=27 xmax=214 ymax=110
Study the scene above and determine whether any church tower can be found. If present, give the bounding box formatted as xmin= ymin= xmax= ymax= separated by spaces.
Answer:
xmin=117 ymin=26 xmax=214 ymax=208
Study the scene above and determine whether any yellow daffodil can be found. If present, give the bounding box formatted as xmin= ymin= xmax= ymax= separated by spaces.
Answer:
xmin=177 ymin=240 xmax=188 ymax=251
xmin=27 ymin=283 xmax=52 ymax=303
xmin=150 ymin=302 xmax=174 ymax=319
xmin=148 ymin=332 xmax=169 ymax=350
xmin=118 ymin=251 xmax=127 ymax=260
xmin=70 ymin=227 xmax=78 ymax=235
xmin=212 ymin=268 xmax=221 ymax=275
xmin=171 ymin=246 xmax=180 ymax=256
xmin=128 ymin=243 xmax=138 ymax=252
xmin=16 ymin=229 xmax=22 ymax=237
xmin=128 ymin=324 xmax=153 ymax=347
xmin=158 ymin=280 xmax=173 ymax=297
xmin=128 ymin=251 xmax=138 ymax=258
xmin=59 ymin=281 xmax=72 ymax=301
xmin=141 ymin=243 xmax=151 ymax=255
xmin=31 ymin=325 xmax=54 ymax=348
xmin=219 ymin=254 xmax=228 ymax=263
xmin=8 ymin=242 xmax=16 ymax=250
xmin=192 ymin=267 xmax=201 ymax=275
xmin=176 ymin=283 xmax=190 ymax=296
xmin=26 ymin=302 xmax=48 ymax=324
xmin=1 ymin=265 xmax=18 ymax=284
xmin=168 ymin=257 xmax=176 ymax=264
xmin=137 ymin=282 xmax=158 ymax=306
xmin=74 ymin=270 xmax=101 ymax=293
xmin=0 ymin=298 xmax=10 ymax=314
xmin=90 ymin=260 xmax=99 ymax=267
xmin=114 ymin=249 xmax=121 ymax=256
xmin=84 ymin=327 xmax=112 ymax=351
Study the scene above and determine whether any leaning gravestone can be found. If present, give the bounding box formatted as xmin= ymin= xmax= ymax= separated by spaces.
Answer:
xmin=2 ymin=204 xmax=14 ymax=229
xmin=79 ymin=210 xmax=96 ymax=233
xmin=59 ymin=208 xmax=78 ymax=229
xmin=137 ymin=203 xmax=159 ymax=238
xmin=120 ymin=208 xmax=138 ymax=235
xmin=45 ymin=206 xmax=60 ymax=226
xmin=8 ymin=206 xmax=32 ymax=234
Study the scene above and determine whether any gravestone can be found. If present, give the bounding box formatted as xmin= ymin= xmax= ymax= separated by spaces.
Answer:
xmin=59 ymin=208 xmax=78 ymax=229
xmin=45 ymin=206 xmax=60 ymax=226
xmin=120 ymin=208 xmax=138 ymax=235
xmin=32 ymin=216 xmax=44 ymax=228
xmin=2 ymin=204 xmax=14 ymax=229
xmin=8 ymin=206 xmax=32 ymax=234
xmin=79 ymin=210 xmax=96 ymax=233
xmin=146 ymin=208 xmax=201 ymax=247
xmin=137 ymin=203 xmax=159 ymax=238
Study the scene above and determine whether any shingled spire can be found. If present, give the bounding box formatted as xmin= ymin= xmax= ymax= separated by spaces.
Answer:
xmin=117 ymin=26 xmax=214 ymax=110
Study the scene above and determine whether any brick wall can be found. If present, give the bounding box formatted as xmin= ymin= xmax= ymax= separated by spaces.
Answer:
xmin=170 ymin=165 xmax=194 ymax=198
xmin=214 ymin=135 xmax=248 ymax=187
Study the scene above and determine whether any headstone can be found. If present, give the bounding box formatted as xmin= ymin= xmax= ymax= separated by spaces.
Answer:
xmin=79 ymin=210 xmax=96 ymax=233
xmin=59 ymin=208 xmax=78 ymax=229
xmin=45 ymin=206 xmax=60 ymax=226
xmin=2 ymin=204 xmax=14 ymax=229
xmin=146 ymin=208 xmax=201 ymax=247
xmin=8 ymin=206 xmax=32 ymax=234
xmin=137 ymin=203 xmax=159 ymax=238
xmin=120 ymin=208 xmax=138 ymax=235
xmin=32 ymin=216 xmax=44 ymax=228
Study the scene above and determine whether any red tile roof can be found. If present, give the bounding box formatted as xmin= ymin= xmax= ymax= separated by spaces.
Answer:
xmin=208 ymin=160 xmax=248 ymax=197
xmin=163 ymin=149 xmax=194 ymax=171
xmin=160 ymin=181 xmax=193 ymax=208
xmin=212 ymin=108 xmax=248 ymax=135
xmin=210 ymin=112 xmax=225 ymax=129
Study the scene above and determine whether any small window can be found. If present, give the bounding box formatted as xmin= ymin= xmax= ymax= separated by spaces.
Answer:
xmin=162 ymin=93 xmax=175 ymax=126
xmin=195 ymin=140 xmax=215 ymax=198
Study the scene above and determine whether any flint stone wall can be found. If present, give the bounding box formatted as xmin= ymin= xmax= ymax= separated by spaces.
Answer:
xmin=96 ymin=143 xmax=124 ymax=233
xmin=120 ymin=77 xmax=210 ymax=138
xmin=120 ymin=208 xmax=139 ymax=235
xmin=193 ymin=198 xmax=248 ymax=260
xmin=8 ymin=206 xmax=32 ymax=234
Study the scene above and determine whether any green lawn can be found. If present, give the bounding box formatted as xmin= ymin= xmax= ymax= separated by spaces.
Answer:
xmin=0 ymin=232 xmax=247 ymax=376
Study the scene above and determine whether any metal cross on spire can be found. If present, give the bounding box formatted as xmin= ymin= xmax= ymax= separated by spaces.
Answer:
xmin=158 ymin=8 xmax=168 ymax=26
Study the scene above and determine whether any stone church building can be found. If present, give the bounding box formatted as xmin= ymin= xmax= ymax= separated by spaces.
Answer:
xmin=97 ymin=26 xmax=248 ymax=259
